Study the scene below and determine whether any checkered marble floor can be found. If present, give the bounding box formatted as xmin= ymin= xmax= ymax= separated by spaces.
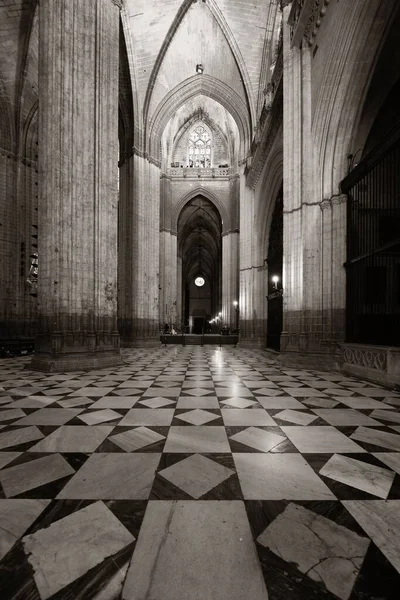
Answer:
xmin=0 ymin=346 xmax=399 ymax=599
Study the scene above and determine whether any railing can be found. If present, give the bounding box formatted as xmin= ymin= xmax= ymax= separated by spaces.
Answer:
xmin=167 ymin=167 xmax=232 ymax=178
xmin=341 ymin=124 xmax=400 ymax=347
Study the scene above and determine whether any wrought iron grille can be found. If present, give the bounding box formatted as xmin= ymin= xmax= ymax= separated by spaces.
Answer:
xmin=341 ymin=125 xmax=400 ymax=346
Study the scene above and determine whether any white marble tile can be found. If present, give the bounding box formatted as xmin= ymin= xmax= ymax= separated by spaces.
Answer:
xmin=69 ymin=387 xmax=115 ymax=397
xmin=127 ymin=380 xmax=154 ymax=388
xmin=284 ymin=388 xmax=328 ymax=397
xmin=320 ymin=454 xmax=395 ymax=498
xmin=142 ymin=388 xmax=180 ymax=397
xmin=311 ymin=409 xmax=381 ymax=426
xmin=78 ymin=409 xmax=122 ymax=425
xmin=230 ymin=427 xmax=285 ymax=452
xmin=233 ymin=453 xmax=335 ymax=500
xmin=257 ymin=503 xmax=369 ymax=600
xmin=57 ymin=453 xmax=161 ymax=500
xmin=215 ymin=387 xmax=255 ymax=398
xmin=0 ymin=452 xmax=21 ymax=470
xmin=109 ymin=427 xmax=165 ymax=451
xmin=339 ymin=398 xmax=391 ymax=409
xmin=159 ymin=454 xmax=234 ymax=498
xmin=221 ymin=409 xmax=276 ymax=426
xmin=350 ymin=426 xmax=400 ymax=451
xmin=274 ymin=409 xmax=318 ymax=425
xmin=181 ymin=380 xmax=215 ymax=388
xmin=176 ymin=396 xmax=220 ymax=409
xmin=139 ymin=397 xmax=176 ymax=409
xmin=282 ymin=426 xmax=366 ymax=453
xmin=41 ymin=388 xmax=73 ymax=396
xmin=221 ymin=397 xmax=257 ymax=408
xmin=0 ymin=499 xmax=50 ymax=561
xmin=0 ymin=425 xmax=44 ymax=450
xmin=164 ymin=426 xmax=230 ymax=453
xmin=23 ymin=500 xmax=134 ymax=599
xmin=0 ymin=408 xmax=26 ymax=422
xmin=242 ymin=380 xmax=277 ymax=389
xmin=118 ymin=408 xmax=174 ymax=426
xmin=14 ymin=408 xmax=83 ymax=426
xmin=28 ymin=426 xmax=114 ymax=453
xmin=89 ymin=396 xmax=140 ymax=409
xmin=352 ymin=388 xmax=400 ymax=398
xmin=2 ymin=396 xmax=59 ymax=408
xmin=383 ymin=397 xmax=400 ymax=407
xmin=176 ymin=409 xmax=220 ymax=425
xmin=0 ymin=453 xmax=75 ymax=497
xmin=256 ymin=396 xmax=305 ymax=409
xmin=251 ymin=388 xmax=284 ymax=397
xmin=122 ymin=501 xmax=268 ymax=600
xmin=56 ymin=397 xmax=94 ymax=408
xmin=7 ymin=387 xmax=50 ymax=397
xmin=370 ymin=409 xmax=400 ymax=424
xmin=343 ymin=500 xmax=400 ymax=574
xmin=302 ymin=397 xmax=339 ymax=408
xmin=373 ymin=453 xmax=400 ymax=475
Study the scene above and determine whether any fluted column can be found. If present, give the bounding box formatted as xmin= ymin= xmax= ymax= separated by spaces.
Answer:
xmin=32 ymin=0 xmax=122 ymax=371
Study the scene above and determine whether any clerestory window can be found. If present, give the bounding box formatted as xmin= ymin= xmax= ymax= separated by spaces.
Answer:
xmin=188 ymin=124 xmax=212 ymax=168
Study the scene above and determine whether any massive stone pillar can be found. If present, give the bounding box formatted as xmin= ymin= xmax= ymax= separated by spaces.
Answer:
xmin=32 ymin=0 xmax=122 ymax=371
xmin=222 ymin=232 xmax=239 ymax=330
xmin=127 ymin=154 xmax=160 ymax=345
xmin=159 ymin=174 xmax=177 ymax=329
xmin=280 ymin=4 xmax=323 ymax=356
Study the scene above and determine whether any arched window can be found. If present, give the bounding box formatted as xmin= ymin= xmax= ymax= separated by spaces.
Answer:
xmin=188 ymin=124 xmax=212 ymax=168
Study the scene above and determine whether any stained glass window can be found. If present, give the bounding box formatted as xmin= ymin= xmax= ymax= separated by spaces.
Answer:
xmin=188 ymin=124 xmax=212 ymax=168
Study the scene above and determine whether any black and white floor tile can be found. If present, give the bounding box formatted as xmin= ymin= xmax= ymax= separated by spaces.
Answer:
xmin=0 ymin=346 xmax=400 ymax=599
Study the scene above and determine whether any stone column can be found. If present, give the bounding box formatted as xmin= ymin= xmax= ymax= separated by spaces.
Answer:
xmin=281 ymin=4 xmax=323 ymax=354
xmin=159 ymin=174 xmax=177 ymax=329
xmin=118 ymin=153 xmax=134 ymax=343
xmin=127 ymin=154 xmax=160 ymax=345
xmin=222 ymin=231 xmax=239 ymax=329
xmin=32 ymin=0 xmax=122 ymax=371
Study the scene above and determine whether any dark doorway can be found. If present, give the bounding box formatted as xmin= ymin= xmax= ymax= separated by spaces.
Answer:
xmin=177 ymin=196 xmax=222 ymax=330
xmin=193 ymin=317 xmax=205 ymax=334
xmin=267 ymin=187 xmax=283 ymax=350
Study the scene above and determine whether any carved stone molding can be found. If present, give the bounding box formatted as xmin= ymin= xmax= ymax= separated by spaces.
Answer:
xmin=319 ymin=198 xmax=332 ymax=211
xmin=331 ymin=193 xmax=347 ymax=207
xmin=343 ymin=346 xmax=387 ymax=372
xmin=289 ymin=0 xmax=331 ymax=47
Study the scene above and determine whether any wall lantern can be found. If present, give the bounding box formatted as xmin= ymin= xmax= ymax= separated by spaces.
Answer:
xmin=196 ymin=63 xmax=204 ymax=74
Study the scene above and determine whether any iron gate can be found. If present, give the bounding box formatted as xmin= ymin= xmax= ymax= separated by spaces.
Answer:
xmin=341 ymin=125 xmax=400 ymax=346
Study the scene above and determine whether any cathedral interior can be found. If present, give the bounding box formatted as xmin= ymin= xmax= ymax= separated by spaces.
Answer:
xmin=0 ymin=1 xmax=399 ymax=598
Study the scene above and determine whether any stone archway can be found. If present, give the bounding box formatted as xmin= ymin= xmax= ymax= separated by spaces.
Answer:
xmin=177 ymin=195 xmax=222 ymax=332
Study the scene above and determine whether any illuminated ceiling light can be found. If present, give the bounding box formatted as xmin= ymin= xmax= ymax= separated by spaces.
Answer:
xmin=196 ymin=63 xmax=204 ymax=74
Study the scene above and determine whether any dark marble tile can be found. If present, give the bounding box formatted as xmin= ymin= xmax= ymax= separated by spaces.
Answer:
xmin=0 ymin=540 xmax=40 ymax=600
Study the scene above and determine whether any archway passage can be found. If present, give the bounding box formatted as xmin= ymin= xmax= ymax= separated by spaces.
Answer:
xmin=178 ymin=196 xmax=222 ymax=333
xmin=267 ymin=188 xmax=283 ymax=350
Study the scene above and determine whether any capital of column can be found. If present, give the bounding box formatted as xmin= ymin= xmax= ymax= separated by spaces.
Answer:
xmin=110 ymin=0 xmax=122 ymax=8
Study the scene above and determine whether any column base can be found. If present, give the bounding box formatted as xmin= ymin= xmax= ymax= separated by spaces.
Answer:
xmin=29 ymin=330 xmax=122 ymax=372
xmin=121 ymin=337 xmax=161 ymax=348
xmin=30 ymin=351 xmax=122 ymax=372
